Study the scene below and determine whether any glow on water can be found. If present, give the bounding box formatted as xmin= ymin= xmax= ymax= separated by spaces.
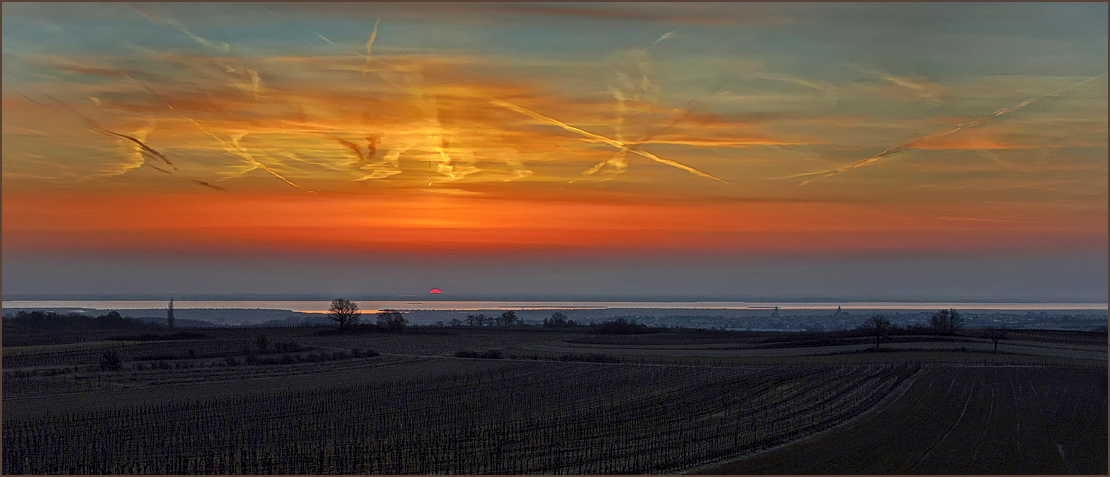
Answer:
xmin=2 ymin=300 xmax=1107 ymax=313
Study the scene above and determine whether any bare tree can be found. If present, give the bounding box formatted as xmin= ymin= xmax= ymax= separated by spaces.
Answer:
xmin=545 ymin=311 xmax=573 ymax=327
xmin=497 ymin=310 xmax=519 ymax=326
xmin=328 ymin=298 xmax=360 ymax=331
xmin=983 ymin=326 xmax=1006 ymax=352
xmin=467 ymin=314 xmax=489 ymax=327
xmin=377 ymin=309 xmax=408 ymax=333
xmin=862 ymin=314 xmax=892 ymax=350
xmin=930 ymin=309 xmax=965 ymax=335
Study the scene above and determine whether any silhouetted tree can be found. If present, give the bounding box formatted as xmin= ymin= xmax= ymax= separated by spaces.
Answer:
xmin=497 ymin=310 xmax=519 ymax=326
xmin=449 ymin=317 xmax=463 ymax=327
xmin=983 ymin=326 xmax=1006 ymax=352
xmin=377 ymin=309 xmax=408 ymax=333
xmin=544 ymin=312 xmax=576 ymax=327
xmin=328 ymin=298 xmax=360 ymax=331
xmin=930 ymin=309 xmax=965 ymax=335
xmin=862 ymin=314 xmax=892 ymax=350
xmin=466 ymin=314 xmax=488 ymax=327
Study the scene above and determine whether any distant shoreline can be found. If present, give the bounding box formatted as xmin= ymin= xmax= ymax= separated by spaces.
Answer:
xmin=5 ymin=300 xmax=1107 ymax=313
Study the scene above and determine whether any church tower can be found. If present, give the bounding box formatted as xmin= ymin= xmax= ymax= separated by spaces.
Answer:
xmin=167 ymin=298 xmax=175 ymax=330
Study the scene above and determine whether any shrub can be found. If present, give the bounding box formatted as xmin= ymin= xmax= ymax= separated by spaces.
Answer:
xmin=256 ymin=334 xmax=269 ymax=352
xmin=99 ymin=351 xmax=122 ymax=371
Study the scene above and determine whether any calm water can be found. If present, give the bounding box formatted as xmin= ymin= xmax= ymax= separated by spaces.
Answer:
xmin=3 ymin=300 xmax=1106 ymax=313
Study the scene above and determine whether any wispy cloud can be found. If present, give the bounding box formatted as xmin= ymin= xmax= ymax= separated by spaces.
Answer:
xmin=873 ymin=72 xmax=946 ymax=104
xmin=134 ymin=8 xmax=230 ymax=54
xmin=791 ymin=74 xmax=1108 ymax=185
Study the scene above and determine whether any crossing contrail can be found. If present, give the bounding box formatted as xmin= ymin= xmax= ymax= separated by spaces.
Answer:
xmin=489 ymin=98 xmax=726 ymax=183
xmin=96 ymin=128 xmax=225 ymax=190
xmin=791 ymin=73 xmax=1108 ymax=185
xmin=29 ymin=91 xmax=223 ymax=189
xmin=123 ymin=74 xmax=316 ymax=194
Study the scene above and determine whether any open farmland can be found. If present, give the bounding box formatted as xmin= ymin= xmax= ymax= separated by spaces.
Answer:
xmin=4 ymin=359 xmax=917 ymax=474
xmin=697 ymin=364 xmax=1108 ymax=474
xmin=2 ymin=325 xmax=1106 ymax=474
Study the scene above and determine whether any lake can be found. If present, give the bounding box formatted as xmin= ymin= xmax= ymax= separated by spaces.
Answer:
xmin=3 ymin=300 xmax=1106 ymax=314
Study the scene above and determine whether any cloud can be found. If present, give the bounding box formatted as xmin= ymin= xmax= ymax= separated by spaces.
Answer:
xmin=874 ymin=72 xmax=947 ymax=103
xmin=479 ymin=3 xmax=798 ymax=26
xmin=792 ymin=74 xmax=1108 ymax=185
xmin=134 ymin=8 xmax=230 ymax=53
xmin=94 ymin=127 xmax=225 ymax=190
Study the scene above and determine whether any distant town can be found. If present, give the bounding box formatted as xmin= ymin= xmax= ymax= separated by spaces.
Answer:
xmin=4 ymin=306 xmax=1106 ymax=332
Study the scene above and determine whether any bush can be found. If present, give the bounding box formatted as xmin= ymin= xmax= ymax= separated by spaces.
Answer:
xmin=99 ymin=351 xmax=122 ymax=371
xmin=256 ymin=334 xmax=269 ymax=352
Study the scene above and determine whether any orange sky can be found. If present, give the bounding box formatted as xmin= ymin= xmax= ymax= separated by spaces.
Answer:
xmin=2 ymin=3 xmax=1106 ymax=300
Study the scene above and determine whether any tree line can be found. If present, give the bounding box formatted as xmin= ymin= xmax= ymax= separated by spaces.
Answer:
xmin=860 ymin=309 xmax=1007 ymax=350
xmin=3 ymin=310 xmax=161 ymax=331
xmin=327 ymin=298 xmax=409 ymax=333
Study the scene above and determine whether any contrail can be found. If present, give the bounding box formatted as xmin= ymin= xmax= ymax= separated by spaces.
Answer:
xmin=336 ymin=138 xmax=367 ymax=164
xmin=123 ymin=74 xmax=316 ymax=193
xmin=363 ymin=17 xmax=380 ymax=77
xmin=365 ymin=135 xmax=379 ymax=159
xmin=793 ymin=73 xmax=1108 ymax=185
xmin=29 ymin=91 xmax=224 ymax=189
xmin=96 ymin=128 xmax=225 ymax=190
xmin=648 ymin=31 xmax=675 ymax=48
xmin=489 ymin=98 xmax=726 ymax=183
xmin=134 ymin=8 xmax=230 ymax=53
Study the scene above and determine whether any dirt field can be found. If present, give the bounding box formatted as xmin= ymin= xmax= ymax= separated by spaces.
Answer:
xmin=697 ymin=365 xmax=1108 ymax=474
xmin=3 ymin=325 xmax=1106 ymax=474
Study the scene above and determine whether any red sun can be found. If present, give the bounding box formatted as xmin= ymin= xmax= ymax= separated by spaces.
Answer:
xmin=429 ymin=288 xmax=442 ymax=294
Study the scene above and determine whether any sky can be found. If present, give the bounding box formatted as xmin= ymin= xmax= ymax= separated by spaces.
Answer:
xmin=2 ymin=2 xmax=1107 ymax=301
